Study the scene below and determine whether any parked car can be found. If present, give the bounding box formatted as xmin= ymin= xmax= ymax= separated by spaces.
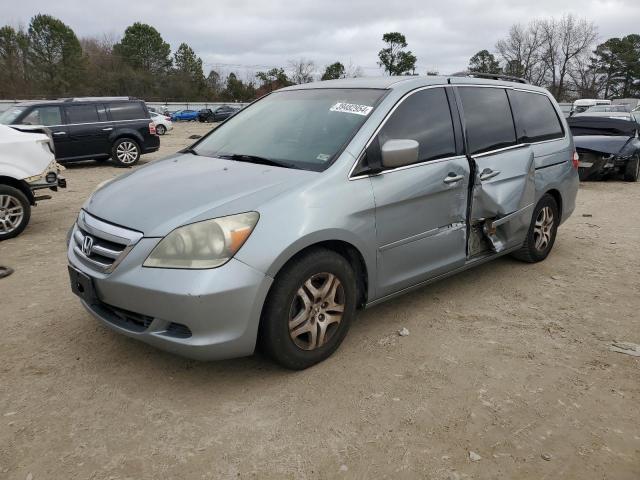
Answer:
xmin=0 ymin=125 xmax=66 ymax=240
xmin=67 ymin=75 xmax=578 ymax=369
xmin=0 ymin=98 xmax=159 ymax=167
xmin=171 ymin=110 xmax=199 ymax=121
xmin=568 ymin=115 xmax=640 ymax=181
xmin=198 ymin=105 xmax=241 ymax=123
xmin=151 ymin=113 xmax=172 ymax=135
xmin=573 ymin=98 xmax=611 ymax=114
xmin=583 ymin=104 xmax=630 ymax=113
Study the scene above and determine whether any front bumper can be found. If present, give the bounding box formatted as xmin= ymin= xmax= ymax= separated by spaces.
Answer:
xmin=68 ymin=232 xmax=273 ymax=360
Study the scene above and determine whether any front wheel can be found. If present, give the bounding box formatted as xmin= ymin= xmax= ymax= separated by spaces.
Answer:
xmin=623 ymin=155 xmax=639 ymax=182
xmin=259 ymin=249 xmax=357 ymax=370
xmin=112 ymin=138 xmax=141 ymax=167
xmin=0 ymin=185 xmax=31 ymax=240
xmin=512 ymin=194 xmax=559 ymax=263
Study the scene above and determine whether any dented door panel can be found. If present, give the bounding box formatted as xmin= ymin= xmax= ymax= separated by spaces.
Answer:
xmin=371 ymin=156 xmax=470 ymax=296
xmin=470 ymin=145 xmax=536 ymax=253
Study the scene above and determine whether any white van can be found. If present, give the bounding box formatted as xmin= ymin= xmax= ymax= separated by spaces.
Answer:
xmin=0 ymin=125 xmax=66 ymax=240
xmin=573 ymin=99 xmax=611 ymax=114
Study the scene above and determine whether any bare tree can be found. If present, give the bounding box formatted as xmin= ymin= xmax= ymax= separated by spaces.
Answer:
xmin=496 ymin=21 xmax=546 ymax=84
xmin=289 ymin=58 xmax=315 ymax=84
xmin=540 ymin=15 xmax=598 ymax=99
xmin=344 ymin=59 xmax=364 ymax=78
xmin=568 ymin=52 xmax=604 ymax=99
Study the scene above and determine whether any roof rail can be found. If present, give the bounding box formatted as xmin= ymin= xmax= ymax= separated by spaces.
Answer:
xmin=62 ymin=96 xmax=135 ymax=102
xmin=450 ymin=71 xmax=529 ymax=84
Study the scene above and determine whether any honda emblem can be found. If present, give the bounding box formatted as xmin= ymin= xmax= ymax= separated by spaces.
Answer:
xmin=82 ymin=236 xmax=94 ymax=256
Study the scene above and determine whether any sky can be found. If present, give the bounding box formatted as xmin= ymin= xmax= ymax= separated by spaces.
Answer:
xmin=1 ymin=0 xmax=638 ymax=79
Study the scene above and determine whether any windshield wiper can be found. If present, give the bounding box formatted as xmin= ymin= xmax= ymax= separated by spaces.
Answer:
xmin=216 ymin=153 xmax=298 ymax=169
xmin=182 ymin=147 xmax=199 ymax=155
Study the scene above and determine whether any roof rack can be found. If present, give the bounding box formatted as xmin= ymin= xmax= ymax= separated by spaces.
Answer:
xmin=62 ymin=96 xmax=135 ymax=102
xmin=450 ymin=71 xmax=529 ymax=84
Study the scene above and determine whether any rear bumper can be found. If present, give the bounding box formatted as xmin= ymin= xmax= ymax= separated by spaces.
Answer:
xmin=68 ymin=235 xmax=273 ymax=361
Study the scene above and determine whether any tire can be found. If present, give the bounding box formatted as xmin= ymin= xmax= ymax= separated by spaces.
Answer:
xmin=156 ymin=124 xmax=166 ymax=136
xmin=0 ymin=185 xmax=31 ymax=241
xmin=111 ymin=138 xmax=141 ymax=167
xmin=259 ymin=249 xmax=358 ymax=370
xmin=511 ymin=194 xmax=559 ymax=263
xmin=623 ymin=155 xmax=639 ymax=182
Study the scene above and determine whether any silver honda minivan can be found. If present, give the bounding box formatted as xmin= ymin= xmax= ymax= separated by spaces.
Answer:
xmin=68 ymin=75 xmax=579 ymax=369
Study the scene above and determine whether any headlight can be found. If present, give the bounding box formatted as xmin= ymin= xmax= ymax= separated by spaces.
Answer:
xmin=143 ymin=212 xmax=259 ymax=269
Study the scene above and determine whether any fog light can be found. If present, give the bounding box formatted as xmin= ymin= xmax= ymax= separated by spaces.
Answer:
xmin=46 ymin=172 xmax=57 ymax=183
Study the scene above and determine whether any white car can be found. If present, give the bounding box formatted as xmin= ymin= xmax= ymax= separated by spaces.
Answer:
xmin=151 ymin=113 xmax=173 ymax=135
xmin=0 ymin=125 xmax=66 ymax=240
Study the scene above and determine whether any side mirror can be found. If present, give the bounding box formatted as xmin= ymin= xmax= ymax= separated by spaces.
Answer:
xmin=381 ymin=139 xmax=419 ymax=169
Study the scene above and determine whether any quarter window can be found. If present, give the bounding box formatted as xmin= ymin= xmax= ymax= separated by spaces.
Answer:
xmin=65 ymin=105 xmax=100 ymax=124
xmin=508 ymin=90 xmax=564 ymax=142
xmin=108 ymin=102 xmax=146 ymax=121
xmin=20 ymin=106 xmax=62 ymax=126
xmin=377 ymin=88 xmax=456 ymax=166
xmin=458 ymin=87 xmax=517 ymax=154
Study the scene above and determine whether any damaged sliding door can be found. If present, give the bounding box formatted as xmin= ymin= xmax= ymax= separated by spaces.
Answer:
xmin=470 ymin=145 xmax=535 ymax=252
xmin=455 ymin=85 xmax=536 ymax=255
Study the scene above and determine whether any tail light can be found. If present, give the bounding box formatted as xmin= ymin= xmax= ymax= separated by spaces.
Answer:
xmin=572 ymin=151 xmax=579 ymax=169
xmin=149 ymin=122 xmax=156 ymax=135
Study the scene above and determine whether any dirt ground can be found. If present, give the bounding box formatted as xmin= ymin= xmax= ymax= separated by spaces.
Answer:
xmin=1 ymin=122 xmax=639 ymax=479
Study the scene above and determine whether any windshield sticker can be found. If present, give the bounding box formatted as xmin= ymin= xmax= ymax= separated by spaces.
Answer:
xmin=316 ymin=153 xmax=331 ymax=162
xmin=330 ymin=102 xmax=373 ymax=116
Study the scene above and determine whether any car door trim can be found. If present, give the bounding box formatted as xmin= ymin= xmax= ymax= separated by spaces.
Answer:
xmin=379 ymin=221 xmax=466 ymax=252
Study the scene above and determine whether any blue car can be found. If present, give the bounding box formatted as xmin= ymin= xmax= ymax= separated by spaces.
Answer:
xmin=171 ymin=109 xmax=199 ymax=121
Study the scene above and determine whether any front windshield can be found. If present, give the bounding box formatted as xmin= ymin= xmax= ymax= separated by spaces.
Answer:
xmin=0 ymin=106 xmax=27 ymax=125
xmin=193 ymin=88 xmax=385 ymax=171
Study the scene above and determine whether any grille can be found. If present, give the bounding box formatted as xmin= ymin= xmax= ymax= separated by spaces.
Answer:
xmin=164 ymin=322 xmax=193 ymax=339
xmin=72 ymin=210 xmax=143 ymax=273
xmin=94 ymin=302 xmax=154 ymax=332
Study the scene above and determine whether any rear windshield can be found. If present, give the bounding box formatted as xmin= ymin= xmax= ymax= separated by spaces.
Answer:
xmin=193 ymin=88 xmax=386 ymax=171
xmin=108 ymin=102 xmax=147 ymax=121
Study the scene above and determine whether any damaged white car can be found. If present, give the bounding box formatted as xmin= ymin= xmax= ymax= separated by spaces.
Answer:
xmin=0 ymin=124 xmax=66 ymax=240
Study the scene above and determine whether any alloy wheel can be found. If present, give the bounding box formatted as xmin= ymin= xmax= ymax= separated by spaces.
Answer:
xmin=288 ymin=272 xmax=345 ymax=350
xmin=0 ymin=194 xmax=24 ymax=234
xmin=533 ymin=206 xmax=554 ymax=251
xmin=116 ymin=141 xmax=139 ymax=164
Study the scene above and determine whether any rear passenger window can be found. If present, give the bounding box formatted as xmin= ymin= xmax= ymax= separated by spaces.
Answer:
xmin=508 ymin=90 xmax=564 ymax=142
xmin=378 ymin=88 xmax=456 ymax=166
xmin=108 ymin=102 xmax=146 ymax=121
xmin=458 ymin=87 xmax=516 ymax=154
xmin=65 ymin=105 xmax=100 ymax=124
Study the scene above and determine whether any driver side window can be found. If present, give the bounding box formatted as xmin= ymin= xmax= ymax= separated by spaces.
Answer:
xmin=377 ymin=88 xmax=457 ymax=168
xmin=20 ymin=106 xmax=62 ymax=126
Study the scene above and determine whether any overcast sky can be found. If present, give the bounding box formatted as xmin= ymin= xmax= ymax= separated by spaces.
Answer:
xmin=2 ymin=0 xmax=638 ymax=79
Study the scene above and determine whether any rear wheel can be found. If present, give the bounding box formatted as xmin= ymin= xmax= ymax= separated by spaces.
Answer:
xmin=259 ymin=249 xmax=357 ymax=370
xmin=623 ymin=155 xmax=639 ymax=182
xmin=512 ymin=194 xmax=559 ymax=263
xmin=112 ymin=138 xmax=141 ymax=167
xmin=0 ymin=185 xmax=31 ymax=241
xmin=156 ymin=124 xmax=166 ymax=135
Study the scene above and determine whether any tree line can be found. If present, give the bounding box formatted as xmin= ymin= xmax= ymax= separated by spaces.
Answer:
xmin=467 ymin=14 xmax=640 ymax=101
xmin=0 ymin=13 xmax=637 ymax=102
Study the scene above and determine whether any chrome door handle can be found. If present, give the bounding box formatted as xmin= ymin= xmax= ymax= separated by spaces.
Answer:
xmin=102 ymin=127 xmax=113 ymax=131
xmin=443 ymin=173 xmax=464 ymax=184
xmin=479 ymin=169 xmax=501 ymax=181
xmin=53 ymin=131 xmax=66 ymax=136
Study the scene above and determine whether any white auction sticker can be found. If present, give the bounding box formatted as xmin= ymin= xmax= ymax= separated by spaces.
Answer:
xmin=329 ymin=102 xmax=373 ymax=116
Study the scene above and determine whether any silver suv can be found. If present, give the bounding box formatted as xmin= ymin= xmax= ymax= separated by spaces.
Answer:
xmin=68 ymin=75 xmax=579 ymax=369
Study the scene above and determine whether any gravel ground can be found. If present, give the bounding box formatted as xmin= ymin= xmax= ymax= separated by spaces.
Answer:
xmin=1 ymin=122 xmax=639 ymax=479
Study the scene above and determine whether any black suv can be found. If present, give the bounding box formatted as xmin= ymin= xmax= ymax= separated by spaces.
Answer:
xmin=0 ymin=97 xmax=160 ymax=166
xmin=198 ymin=105 xmax=241 ymax=123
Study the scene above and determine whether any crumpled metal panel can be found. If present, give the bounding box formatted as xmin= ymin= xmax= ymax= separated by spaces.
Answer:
xmin=471 ymin=148 xmax=536 ymax=252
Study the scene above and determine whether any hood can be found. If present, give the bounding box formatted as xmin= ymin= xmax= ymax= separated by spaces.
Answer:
xmin=573 ymin=135 xmax=632 ymax=156
xmin=85 ymin=153 xmax=318 ymax=236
